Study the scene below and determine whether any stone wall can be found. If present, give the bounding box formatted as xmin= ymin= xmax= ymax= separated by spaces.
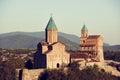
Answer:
xmin=17 ymin=69 xmax=44 ymax=80
xmin=46 ymin=30 xmax=58 ymax=43
xmin=46 ymin=42 xmax=70 ymax=68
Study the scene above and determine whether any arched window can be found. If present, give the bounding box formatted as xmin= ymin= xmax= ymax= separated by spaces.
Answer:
xmin=57 ymin=63 xmax=60 ymax=68
xmin=83 ymin=40 xmax=85 ymax=43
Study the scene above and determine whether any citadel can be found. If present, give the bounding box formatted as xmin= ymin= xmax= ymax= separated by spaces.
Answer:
xmin=19 ymin=17 xmax=104 ymax=80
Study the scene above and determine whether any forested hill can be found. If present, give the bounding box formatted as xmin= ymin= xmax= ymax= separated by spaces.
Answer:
xmin=0 ymin=31 xmax=119 ymax=51
xmin=0 ymin=32 xmax=79 ymax=50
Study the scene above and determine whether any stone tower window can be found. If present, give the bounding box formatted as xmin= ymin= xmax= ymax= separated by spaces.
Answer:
xmin=83 ymin=40 xmax=85 ymax=43
xmin=48 ymin=45 xmax=52 ymax=50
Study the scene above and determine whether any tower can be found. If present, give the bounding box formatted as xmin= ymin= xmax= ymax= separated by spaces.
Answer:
xmin=45 ymin=17 xmax=58 ymax=43
xmin=80 ymin=24 xmax=104 ymax=63
xmin=80 ymin=24 xmax=88 ymax=45
xmin=81 ymin=24 xmax=88 ymax=37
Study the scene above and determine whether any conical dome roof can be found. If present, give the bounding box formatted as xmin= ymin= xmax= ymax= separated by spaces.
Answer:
xmin=45 ymin=17 xmax=57 ymax=30
xmin=81 ymin=24 xmax=87 ymax=30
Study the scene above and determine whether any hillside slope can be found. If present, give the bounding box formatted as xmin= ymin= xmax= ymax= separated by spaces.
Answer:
xmin=0 ymin=34 xmax=79 ymax=50
xmin=0 ymin=31 xmax=119 ymax=51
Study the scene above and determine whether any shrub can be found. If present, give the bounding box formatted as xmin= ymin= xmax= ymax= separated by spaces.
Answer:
xmin=38 ymin=62 xmax=118 ymax=80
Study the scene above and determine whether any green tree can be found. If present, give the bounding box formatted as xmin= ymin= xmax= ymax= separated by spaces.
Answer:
xmin=0 ymin=60 xmax=16 ymax=80
xmin=38 ymin=62 xmax=118 ymax=80
xmin=67 ymin=61 xmax=81 ymax=80
xmin=39 ymin=69 xmax=66 ymax=80
xmin=0 ymin=60 xmax=4 ymax=80
xmin=81 ymin=64 xmax=117 ymax=80
xmin=10 ymin=58 xmax=25 ymax=69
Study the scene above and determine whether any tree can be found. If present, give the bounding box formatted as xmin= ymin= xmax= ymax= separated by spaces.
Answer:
xmin=80 ymin=64 xmax=117 ymax=80
xmin=0 ymin=60 xmax=16 ymax=80
xmin=66 ymin=61 xmax=81 ymax=80
xmin=25 ymin=59 xmax=33 ymax=69
xmin=38 ymin=62 xmax=118 ymax=80
xmin=39 ymin=69 xmax=66 ymax=80
xmin=68 ymin=61 xmax=80 ymax=72
xmin=10 ymin=58 xmax=25 ymax=69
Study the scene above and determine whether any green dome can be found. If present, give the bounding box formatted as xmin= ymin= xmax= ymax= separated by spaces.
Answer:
xmin=45 ymin=17 xmax=57 ymax=30
xmin=81 ymin=24 xmax=88 ymax=30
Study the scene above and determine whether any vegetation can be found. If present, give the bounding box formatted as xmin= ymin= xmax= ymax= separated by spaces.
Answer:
xmin=0 ymin=48 xmax=34 ymax=80
xmin=0 ymin=32 xmax=79 ymax=50
xmin=39 ymin=69 xmax=66 ymax=80
xmin=39 ymin=62 xmax=118 ymax=80
xmin=80 ymin=65 xmax=117 ymax=80
xmin=104 ymin=50 xmax=120 ymax=62
xmin=0 ymin=60 xmax=16 ymax=80
xmin=0 ymin=48 xmax=120 ymax=80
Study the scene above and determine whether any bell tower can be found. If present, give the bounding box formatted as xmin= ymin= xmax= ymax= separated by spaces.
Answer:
xmin=45 ymin=17 xmax=58 ymax=43
xmin=80 ymin=24 xmax=88 ymax=50
xmin=81 ymin=24 xmax=88 ymax=37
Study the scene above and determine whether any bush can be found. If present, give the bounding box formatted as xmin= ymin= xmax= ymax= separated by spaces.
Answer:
xmin=81 ymin=65 xmax=117 ymax=80
xmin=39 ymin=69 xmax=66 ymax=80
xmin=0 ymin=60 xmax=16 ymax=80
xmin=38 ymin=62 xmax=118 ymax=80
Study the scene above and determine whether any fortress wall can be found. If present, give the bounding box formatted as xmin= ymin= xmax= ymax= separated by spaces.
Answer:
xmin=17 ymin=69 xmax=45 ymax=80
xmin=17 ymin=62 xmax=105 ymax=80
xmin=28 ymin=69 xmax=44 ymax=80
xmin=78 ymin=61 xmax=104 ymax=69
xmin=86 ymin=62 xmax=105 ymax=68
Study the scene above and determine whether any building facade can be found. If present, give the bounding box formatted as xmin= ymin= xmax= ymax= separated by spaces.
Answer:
xmin=19 ymin=17 xmax=104 ymax=80
xmin=71 ymin=24 xmax=104 ymax=68
xmin=34 ymin=17 xmax=70 ymax=69
xmin=80 ymin=24 xmax=104 ymax=62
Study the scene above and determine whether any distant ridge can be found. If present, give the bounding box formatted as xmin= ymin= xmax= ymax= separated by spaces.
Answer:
xmin=104 ymin=45 xmax=120 ymax=51
xmin=0 ymin=31 xmax=119 ymax=51
xmin=0 ymin=31 xmax=79 ymax=44
xmin=0 ymin=32 xmax=79 ymax=50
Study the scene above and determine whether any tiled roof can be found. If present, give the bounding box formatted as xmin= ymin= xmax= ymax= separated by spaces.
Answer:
xmin=76 ymin=60 xmax=84 ymax=62
xmin=45 ymin=50 xmax=52 ymax=54
xmin=40 ymin=42 xmax=48 ymax=46
xmin=80 ymin=44 xmax=95 ymax=46
xmin=89 ymin=58 xmax=100 ymax=62
xmin=70 ymin=53 xmax=89 ymax=58
xmin=51 ymin=42 xmax=58 ymax=45
xmin=87 ymin=35 xmax=100 ymax=39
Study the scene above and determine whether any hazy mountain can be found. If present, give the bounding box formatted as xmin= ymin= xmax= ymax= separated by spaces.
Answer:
xmin=0 ymin=32 xmax=79 ymax=50
xmin=104 ymin=45 xmax=120 ymax=51
xmin=104 ymin=43 xmax=110 ymax=47
xmin=0 ymin=31 xmax=79 ymax=44
xmin=0 ymin=34 xmax=43 ymax=49
xmin=58 ymin=36 xmax=79 ymax=50
xmin=0 ymin=31 xmax=119 ymax=51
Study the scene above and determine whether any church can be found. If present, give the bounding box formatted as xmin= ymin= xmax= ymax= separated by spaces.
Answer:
xmin=34 ymin=17 xmax=70 ymax=69
xmin=19 ymin=17 xmax=104 ymax=80
xmin=33 ymin=17 xmax=104 ymax=69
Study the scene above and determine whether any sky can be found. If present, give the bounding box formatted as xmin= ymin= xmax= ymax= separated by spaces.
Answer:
xmin=0 ymin=0 xmax=120 ymax=45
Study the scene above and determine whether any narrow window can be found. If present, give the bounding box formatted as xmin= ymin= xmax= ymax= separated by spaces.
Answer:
xmin=57 ymin=63 xmax=59 ymax=68
xmin=83 ymin=40 xmax=85 ymax=43
xmin=48 ymin=45 xmax=52 ymax=50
